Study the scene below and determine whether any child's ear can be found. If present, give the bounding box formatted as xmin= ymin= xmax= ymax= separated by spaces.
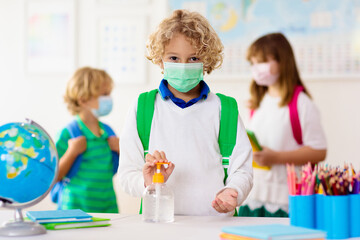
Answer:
xmin=159 ymin=61 xmax=164 ymax=74
xmin=77 ymin=98 xmax=86 ymax=107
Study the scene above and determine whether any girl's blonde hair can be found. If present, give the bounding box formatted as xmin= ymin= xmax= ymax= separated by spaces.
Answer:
xmin=146 ymin=9 xmax=224 ymax=74
xmin=64 ymin=67 xmax=113 ymax=115
xmin=247 ymin=33 xmax=311 ymax=109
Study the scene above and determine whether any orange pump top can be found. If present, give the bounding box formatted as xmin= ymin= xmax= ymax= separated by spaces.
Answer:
xmin=152 ymin=162 xmax=170 ymax=183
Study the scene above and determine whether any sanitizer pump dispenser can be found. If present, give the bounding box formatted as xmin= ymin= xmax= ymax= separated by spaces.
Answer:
xmin=142 ymin=162 xmax=174 ymax=223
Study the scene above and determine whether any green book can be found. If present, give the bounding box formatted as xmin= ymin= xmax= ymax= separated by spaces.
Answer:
xmin=246 ymin=129 xmax=262 ymax=151
xmin=41 ymin=217 xmax=111 ymax=230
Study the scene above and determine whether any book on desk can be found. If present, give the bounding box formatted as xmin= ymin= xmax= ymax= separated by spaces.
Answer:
xmin=41 ymin=217 xmax=110 ymax=230
xmin=220 ymin=224 xmax=326 ymax=240
xmin=26 ymin=209 xmax=92 ymax=224
xmin=26 ymin=209 xmax=111 ymax=230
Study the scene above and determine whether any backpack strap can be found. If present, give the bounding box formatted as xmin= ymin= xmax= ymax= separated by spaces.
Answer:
xmin=65 ymin=120 xmax=83 ymax=179
xmin=137 ymin=89 xmax=158 ymax=157
xmin=50 ymin=120 xmax=82 ymax=205
xmin=249 ymin=86 xmax=304 ymax=145
xmin=249 ymin=109 xmax=255 ymax=119
xmin=67 ymin=119 xmax=83 ymax=137
xmin=102 ymin=122 xmax=116 ymax=137
xmin=216 ymin=93 xmax=239 ymax=217
xmin=216 ymin=93 xmax=238 ymax=184
xmin=102 ymin=122 xmax=120 ymax=175
xmin=136 ymin=89 xmax=158 ymax=214
xmin=289 ymin=86 xmax=304 ymax=145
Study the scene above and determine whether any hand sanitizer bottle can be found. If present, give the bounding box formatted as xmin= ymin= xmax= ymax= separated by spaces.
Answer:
xmin=142 ymin=162 xmax=174 ymax=223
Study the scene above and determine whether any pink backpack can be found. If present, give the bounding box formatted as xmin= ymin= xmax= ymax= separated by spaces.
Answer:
xmin=250 ymin=86 xmax=304 ymax=145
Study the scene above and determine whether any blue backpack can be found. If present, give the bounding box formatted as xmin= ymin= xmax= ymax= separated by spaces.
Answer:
xmin=50 ymin=120 xmax=119 ymax=207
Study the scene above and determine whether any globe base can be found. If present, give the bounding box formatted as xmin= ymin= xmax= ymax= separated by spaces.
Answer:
xmin=0 ymin=221 xmax=46 ymax=237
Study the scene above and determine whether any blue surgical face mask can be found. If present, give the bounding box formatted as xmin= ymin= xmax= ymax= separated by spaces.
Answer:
xmin=91 ymin=96 xmax=113 ymax=118
xmin=163 ymin=62 xmax=204 ymax=93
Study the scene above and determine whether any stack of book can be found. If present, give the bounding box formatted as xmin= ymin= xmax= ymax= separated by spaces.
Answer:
xmin=220 ymin=224 xmax=326 ymax=240
xmin=26 ymin=209 xmax=110 ymax=230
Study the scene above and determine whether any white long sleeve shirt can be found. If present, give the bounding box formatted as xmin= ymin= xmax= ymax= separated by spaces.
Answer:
xmin=244 ymin=92 xmax=327 ymax=213
xmin=118 ymin=92 xmax=253 ymax=216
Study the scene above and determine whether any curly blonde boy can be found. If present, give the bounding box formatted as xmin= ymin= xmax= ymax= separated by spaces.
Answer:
xmin=64 ymin=67 xmax=114 ymax=115
xmin=146 ymin=9 xmax=224 ymax=74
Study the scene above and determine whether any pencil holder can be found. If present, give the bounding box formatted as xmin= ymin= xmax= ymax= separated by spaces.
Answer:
xmin=323 ymin=195 xmax=350 ymax=239
xmin=289 ymin=195 xmax=315 ymax=229
xmin=350 ymin=194 xmax=360 ymax=238
xmin=315 ymin=194 xmax=325 ymax=230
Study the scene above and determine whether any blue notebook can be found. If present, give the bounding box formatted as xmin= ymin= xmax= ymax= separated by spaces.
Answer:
xmin=26 ymin=209 xmax=93 ymax=224
xmin=222 ymin=224 xmax=326 ymax=240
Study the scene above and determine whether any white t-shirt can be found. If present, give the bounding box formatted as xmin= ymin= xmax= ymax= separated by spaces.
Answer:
xmin=244 ymin=92 xmax=327 ymax=213
xmin=118 ymin=92 xmax=253 ymax=216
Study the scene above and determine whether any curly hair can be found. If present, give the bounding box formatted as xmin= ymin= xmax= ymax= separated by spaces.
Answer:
xmin=64 ymin=67 xmax=113 ymax=115
xmin=146 ymin=9 xmax=224 ymax=74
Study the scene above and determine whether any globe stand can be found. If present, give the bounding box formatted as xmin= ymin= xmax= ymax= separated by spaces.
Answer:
xmin=0 ymin=119 xmax=58 ymax=237
xmin=0 ymin=208 xmax=46 ymax=237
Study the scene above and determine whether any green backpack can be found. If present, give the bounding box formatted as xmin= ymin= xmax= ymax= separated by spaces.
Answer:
xmin=136 ymin=89 xmax=239 ymax=215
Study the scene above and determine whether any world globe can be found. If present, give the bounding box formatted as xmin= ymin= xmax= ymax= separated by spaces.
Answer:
xmin=0 ymin=119 xmax=58 ymax=236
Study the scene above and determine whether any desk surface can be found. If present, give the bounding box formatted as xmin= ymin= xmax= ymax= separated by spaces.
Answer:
xmin=0 ymin=210 xmax=291 ymax=240
xmin=2 ymin=210 xmax=360 ymax=240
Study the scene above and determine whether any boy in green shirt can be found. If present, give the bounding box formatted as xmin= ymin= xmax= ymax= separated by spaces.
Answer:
xmin=54 ymin=67 xmax=119 ymax=213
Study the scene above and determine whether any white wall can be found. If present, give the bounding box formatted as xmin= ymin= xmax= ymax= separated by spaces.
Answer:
xmin=1 ymin=0 xmax=359 ymax=213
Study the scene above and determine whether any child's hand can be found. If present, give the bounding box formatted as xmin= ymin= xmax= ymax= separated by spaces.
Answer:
xmin=212 ymin=188 xmax=238 ymax=213
xmin=253 ymin=146 xmax=276 ymax=166
xmin=143 ymin=150 xmax=175 ymax=187
xmin=67 ymin=136 xmax=87 ymax=157
xmin=107 ymin=136 xmax=120 ymax=153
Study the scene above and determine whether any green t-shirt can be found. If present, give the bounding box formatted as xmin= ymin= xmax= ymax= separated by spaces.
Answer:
xmin=55 ymin=116 xmax=118 ymax=213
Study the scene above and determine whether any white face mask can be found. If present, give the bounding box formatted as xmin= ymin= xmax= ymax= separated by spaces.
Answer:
xmin=251 ymin=62 xmax=279 ymax=86
xmin=91 ymin=96 xmax=113 ymax=118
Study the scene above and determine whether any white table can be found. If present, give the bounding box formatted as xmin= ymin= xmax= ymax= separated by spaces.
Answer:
xmin=3 ymin=210 xmax=360 ymax=240
xmin=0 ymin=210 xmax=290 ymax=240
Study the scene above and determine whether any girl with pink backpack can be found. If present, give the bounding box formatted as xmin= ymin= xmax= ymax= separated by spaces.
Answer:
xmin=239 ymin=33 xmax=327 ymax=217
